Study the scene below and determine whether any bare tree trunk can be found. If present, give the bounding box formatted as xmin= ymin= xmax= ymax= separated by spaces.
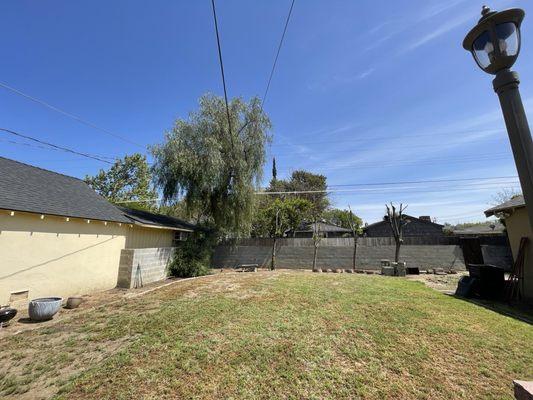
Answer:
xmin=271 ymin=237 xmax=277 ymax=270
xmin=352 ymin=235 xmax=358 ymax=269
xmin=313 ymin=243 xmax=318 ymax=270
xmin=394 ymin=238 xmax=401 ymax=262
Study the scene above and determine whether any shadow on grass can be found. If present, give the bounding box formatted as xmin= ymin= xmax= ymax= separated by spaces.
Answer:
xmin=451 ymin=294 xmax=533 ymax=325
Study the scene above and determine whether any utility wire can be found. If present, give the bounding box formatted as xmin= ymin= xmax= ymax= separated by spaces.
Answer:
xmin=271 ymin=128 xmax=504 ymax=147
xmin=0 ymin=81 xmax=145 ymax=148
xmin=116 ymin=183 xmax=522 ymax=204
xmin=211 ymin=0 xmax=234 ymax=146
xmin=262 ymin=0 xmax=295 ymax=109
xmin=0 ymin=128 xmax=114 ymax=164
xmin=326 ymin=176 xmax=519 ymax=188
xmin=115 ymin=176 xmax=520 ymax=203
xmin=236 ymin=0 xmax=296 ymax=136
xmin=0 ymin=137 xmax=116 ymax=160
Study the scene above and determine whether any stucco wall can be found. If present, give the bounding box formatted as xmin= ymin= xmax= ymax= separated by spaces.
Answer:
xmin=505 ymin=208 xmax=533 ymax=302
xmin=125 ymin=226 xmax=174 ymax=249
xmin=0 ymin=211 xmax=127 ymax=306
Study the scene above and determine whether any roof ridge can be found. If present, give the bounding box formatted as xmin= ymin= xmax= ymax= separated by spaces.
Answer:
xmin=0 ymin=155 xmax=84 ymax=183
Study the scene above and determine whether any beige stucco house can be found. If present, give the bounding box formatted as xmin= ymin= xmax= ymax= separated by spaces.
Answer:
xmin=485 ymin=195 xmax=532 ymax=303
xmin=0 ymin=157 xmax=195 ymax=306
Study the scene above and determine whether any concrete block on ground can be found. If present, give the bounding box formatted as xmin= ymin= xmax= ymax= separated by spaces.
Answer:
xmin=381 ymin=266 xmax=395 ymax=276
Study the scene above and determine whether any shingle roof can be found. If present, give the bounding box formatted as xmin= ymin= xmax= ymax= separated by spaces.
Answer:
xmin=452 ymin=221 xmax=505 ymax=235
xmin=295 ymin=221 xmax=352 ymax=233
xmin=0 ymin=157 xmax=130 ymax=223
xmin=118 ymin=206 xmax=196 ymax=231
xmin=484 ymin=195 xmax=525 ymax=217
xmin=363 ymin=214 xmax=443 ymax=231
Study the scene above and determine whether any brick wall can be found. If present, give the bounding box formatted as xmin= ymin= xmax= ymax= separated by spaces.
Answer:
xmin=117 ymin=247 xmax=174 ymax=289
xmin=213 ymin=238 xmax=513 ymax=271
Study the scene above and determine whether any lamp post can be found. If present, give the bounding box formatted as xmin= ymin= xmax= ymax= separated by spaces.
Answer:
xmin=463 ymin=6 xmax=533 ymax=230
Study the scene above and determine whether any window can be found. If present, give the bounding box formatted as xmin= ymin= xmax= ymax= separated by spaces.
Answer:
xmin=172 ymin=231 xmax=188 ymax=246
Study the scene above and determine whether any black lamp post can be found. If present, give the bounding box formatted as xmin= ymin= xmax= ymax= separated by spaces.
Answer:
xmin=463 ymin=6 xmax=533 ymax=230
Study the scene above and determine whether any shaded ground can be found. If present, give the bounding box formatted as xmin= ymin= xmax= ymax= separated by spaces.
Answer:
xmin=1 ymin=270 xmax=532 ymax=399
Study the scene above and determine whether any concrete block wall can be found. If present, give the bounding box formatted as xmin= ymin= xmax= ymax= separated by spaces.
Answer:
xmin=117 ymin=247 xmax=175 ymax=289
xmin=213 ymin=242 xmax=467 ymax=270
xmin=213 ymin=238 xmax=512 ymax=271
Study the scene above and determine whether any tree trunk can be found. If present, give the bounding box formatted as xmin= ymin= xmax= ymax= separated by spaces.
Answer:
xmin=352 ymin=236 xmax=358 ymax=270
xmin=394 ymin=239 xmax=401 ymax=262
xmin=271 ymin=237 xmax=277 ymax=270
xmin=313 ymin=244 xmax=318 ymax=270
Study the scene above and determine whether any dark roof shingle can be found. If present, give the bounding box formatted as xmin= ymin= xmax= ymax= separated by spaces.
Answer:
xmin=0 ymin=157 xmax=130 ymax=222
xmin=484 ymin=195 xmax=525 ymax=217
xmin=118 ymin=206 xmax=196 ymax=231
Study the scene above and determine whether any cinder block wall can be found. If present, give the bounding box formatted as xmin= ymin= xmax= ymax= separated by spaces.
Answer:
xmin=117 ymin=247 xmax=174 ymax=289
xmin=213 ymin=238 xmax=512 ymax=271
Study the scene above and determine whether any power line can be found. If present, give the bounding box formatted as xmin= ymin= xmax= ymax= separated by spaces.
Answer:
xmin=275 ymin=153 xmax=513 ymax=172
xmin=270 ymin=128 xmax=504 ymax=147
xmin=0 ymin=136 xmax=116 ymax=160
xmin=0 ymin=128 xmax=114 ymax=164
xmin=210 ymin=0 xmax=234 ymax=146
xmin=116 ymin=184 xmax=522 ymax=204
xmin=257 ymin=176 xmax=519 ymax=194
xmin=0 ymin=81 xmax=145 ymax=148
xmin=327 ymin=176 xmax=519 ymax=188
xmin=262 ymin=0 xmax=296 ymax=109
xmin=270 ymin=137 xmax=506 ymax=156
xmin=236 ymin=0 xmax=296 ymax=136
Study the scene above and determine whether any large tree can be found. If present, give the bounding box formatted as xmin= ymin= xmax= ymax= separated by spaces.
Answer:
xmin=152 ymin=94 xmax=271 ymax=236
xmin=252 ymin=197 xmax=313 ymax=269
xmin=84 ymin=153 xmax=156 ymax=210
xmin=323 ymin=208 xmax=363 ymax=231
xmin=266 ymin=169 xmax=329 ymax=214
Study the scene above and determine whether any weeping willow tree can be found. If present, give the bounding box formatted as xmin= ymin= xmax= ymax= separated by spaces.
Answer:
xmin=152 ymin=94 xmax=272 ymax=237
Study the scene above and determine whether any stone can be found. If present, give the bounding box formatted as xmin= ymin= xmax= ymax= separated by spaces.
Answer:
xmin=380 ymin=259 xmax=391 ymax=267
xmin=395 ymin=262 xmax=406 ymax=277
xmin=345 ymin=269 xmax=354 ymax=273
xmin=334 ymin=268 xmax=344 ymax=273
xmin=434 ymin=268 xmax=446 ymax=275
xmin=354 ymin=269 xmax=365 ymax=274
xmin=381 ymin=266 xmax=395 ymax=276
xmin=312 ymin=268 xmax=322 ymax=273
xmin=514 ymin=380 xmax=533 ymax=400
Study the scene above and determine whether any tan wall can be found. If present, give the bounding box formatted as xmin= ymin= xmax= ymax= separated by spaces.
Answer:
xmin=505 ymin=207 xmax=533 ymax=302
xmin=0 ymin=211 xmax=127 ymax=305
xmin=125 ymin=226 xmax=174 ymax=249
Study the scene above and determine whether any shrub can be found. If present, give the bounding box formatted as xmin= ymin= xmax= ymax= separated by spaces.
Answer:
xmin=168 ymin=230 xmax=214 ymax=278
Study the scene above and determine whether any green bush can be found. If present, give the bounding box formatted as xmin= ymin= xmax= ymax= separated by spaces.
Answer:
xmin=168 ymin=230 xmax=214 ymax=278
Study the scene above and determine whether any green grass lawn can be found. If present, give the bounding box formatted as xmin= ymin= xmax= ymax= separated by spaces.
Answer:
xmin=1 ymin=270 xmax=532 ymax=399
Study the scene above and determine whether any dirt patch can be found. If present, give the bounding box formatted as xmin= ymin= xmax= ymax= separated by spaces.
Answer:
xmin=0 ymin=327 xmax=130 ymax=399
xmin=407 ymin=272 xmax=467 ymax=293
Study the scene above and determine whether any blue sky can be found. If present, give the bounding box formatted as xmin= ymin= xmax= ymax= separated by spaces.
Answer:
xmin=1 ymin=0 xmax=532 ymax=224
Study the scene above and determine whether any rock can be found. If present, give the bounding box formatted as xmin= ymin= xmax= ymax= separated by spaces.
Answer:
xmin=345 ymin=269 xmax=354 ymax=273
xmin=381 ymin=266 xmax=395 ymax=276
xmin=312 ymin=268 xmax=322 ymax=273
